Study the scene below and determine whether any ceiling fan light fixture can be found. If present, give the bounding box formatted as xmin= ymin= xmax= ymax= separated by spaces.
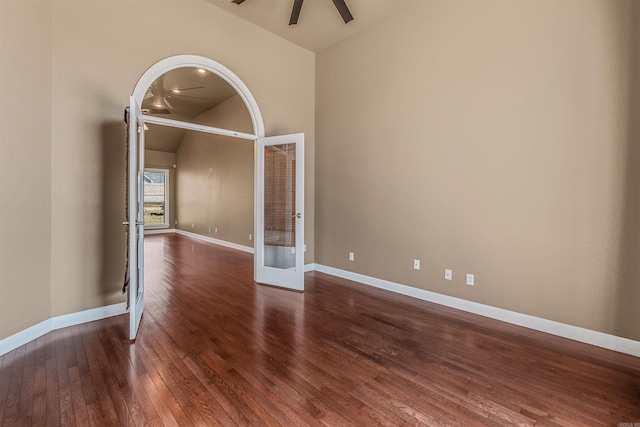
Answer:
xmin=197 ymin=68 xmax=206 ymax=74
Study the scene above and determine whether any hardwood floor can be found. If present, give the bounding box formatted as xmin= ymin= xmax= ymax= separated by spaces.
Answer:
xmin=1 ymin=233 xmax=640 ymax=426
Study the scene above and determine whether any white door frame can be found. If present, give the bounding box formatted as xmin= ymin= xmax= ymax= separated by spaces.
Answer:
xmin=256 ymin=134 xmax=305 ymax=290
xmin=133 ymin=55 xmax=265 ymax=140
xmin=131 ymin=55 xmax=268 ymax=282
xmin=128 ymin=96 xmax=146 ymax=340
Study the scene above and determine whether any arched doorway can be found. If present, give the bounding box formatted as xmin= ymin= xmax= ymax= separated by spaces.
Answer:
xmin=132 ymin=55 xmax=265 ymax=138
xmin=127 ymin=55 xmax=305 ymax=340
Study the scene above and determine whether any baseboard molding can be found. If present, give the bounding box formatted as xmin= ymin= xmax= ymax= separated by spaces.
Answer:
xmin=175 ymin=229 xmax=254 ymax=254
xmin=144 ymin=228 xmax=176 ymax=235
xmin=6 ymin=265 xmax=635 ymax=359
xmin=313 ymin=264 xmax=640 ymax=358
xmin=0 ymin=302 xmax=127 ymax=357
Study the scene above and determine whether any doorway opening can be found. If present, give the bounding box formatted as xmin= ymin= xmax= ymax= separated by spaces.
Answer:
xmin=127 ymin=55 xmax=305 ymax=339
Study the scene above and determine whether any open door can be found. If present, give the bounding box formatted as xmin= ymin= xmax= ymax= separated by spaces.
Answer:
xmin=255 ymin=133 xmax=304 ymax=291
xmin=128 ymin=96 xmax=145 ymax=340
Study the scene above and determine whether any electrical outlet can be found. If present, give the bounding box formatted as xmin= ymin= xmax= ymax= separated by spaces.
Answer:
xmin=413 ymin=259 xmax=421 ymax=270
xmin=208 ymin=226 xmax=211 ymax=233
xmin=191 ymin=223 xmax=195 ymax=229
xmin=466 ymin=274 xmax=475 ymax=286
xmin=349 ymin=252 xmax=355 ymax=261
xmin=445 ymin=269 xmax=452 ymax=280
xmin=249 ymin=234 xmax=252 ymax=241
xmin=215 ymin=227 xmax=218 ymax=233
xmin=304 ymin=244 xmax=307 ymax=252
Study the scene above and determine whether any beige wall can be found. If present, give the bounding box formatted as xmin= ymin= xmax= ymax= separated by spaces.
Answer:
xmin=48 ymin=0 xmax=314 ymax=318
xmin=0 ymin=0 xmax=53 ymax=339
xmin=316 ymin=0 xmax=640 ymax=340
xmin=145 ymin=150 xmax=177 ymax=229
xmin=176 ymin=95 xmax=254 ymax=246
xmin=0 ymin=0 xmax=314 ymax=338
xmin=3 ymin=0 xmax=637 ymax=346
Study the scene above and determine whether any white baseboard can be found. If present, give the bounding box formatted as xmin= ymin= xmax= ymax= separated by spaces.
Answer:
xmin=144 ymin=228 xmax=176 ymax=235
xmin=7 ymin=264 xmax=633 ymax=358
xmin=0 ymin=302 xmax=127 ymax=357
xmin=313 ymin=264 xmax=640 ymax=358
xmin=175 ymin=229 xmax=254 ymax=254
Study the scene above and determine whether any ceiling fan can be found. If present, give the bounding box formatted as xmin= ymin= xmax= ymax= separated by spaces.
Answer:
xmin=231 ymin=0 xmax=354 ymax=26
xmin=143 ymin=75 xmax=205 ymax=114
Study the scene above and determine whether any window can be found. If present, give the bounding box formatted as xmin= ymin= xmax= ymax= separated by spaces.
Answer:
xmin=143 ymin=168 xmax=169 ymax=228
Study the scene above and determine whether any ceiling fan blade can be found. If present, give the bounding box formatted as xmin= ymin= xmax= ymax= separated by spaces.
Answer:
xmin=142 ymin=108 xmax=171 ymax=115
xmin=331 ymin=0 xmax=353 ymax=23
xmin=231 ymin=0 xmax=245 ymax=4
xmin=289 ymin=0 xmax=304 ymax=25
xmin=172 ymin=86 xmax=204 ymax=92
xmin=169 ymin=93 xmax=213 ymax=101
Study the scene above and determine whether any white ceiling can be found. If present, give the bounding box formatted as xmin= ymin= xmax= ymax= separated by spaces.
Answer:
xmin=204 ymin=0 xmax=409 ymax=52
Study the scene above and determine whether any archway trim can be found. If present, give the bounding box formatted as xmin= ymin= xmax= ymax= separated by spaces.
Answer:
xmin=132 ymin=55 xmax=265 ymax=138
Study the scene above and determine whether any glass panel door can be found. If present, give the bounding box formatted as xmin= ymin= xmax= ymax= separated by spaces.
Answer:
xmin=128 ymin=96 xmax=145 ymax=340
xmin=256 ymin=134 xmax=304 ymax=290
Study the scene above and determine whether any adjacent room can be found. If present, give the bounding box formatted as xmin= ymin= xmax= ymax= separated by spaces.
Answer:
xmin=1 ymin=0 xmax=639 ymax=424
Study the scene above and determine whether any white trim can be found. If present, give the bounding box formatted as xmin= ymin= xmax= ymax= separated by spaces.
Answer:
xmin=313 ymin=264 xmax=640 ymax=358
xmin=132 ymin=54 xmax=266 ymax=284
xmin=133 ymin=55 xmax=265 ymax=138
xmin=144 ymin=228 xmax=176 ymax=235
xmin=128 ymin=96 xmax=145 ymax=341
xmin=52 ymin=303 xmax=127 ymax=330
xmin=0 ymin=303 xmax=127 ymax=357
xmin=142 ymin=115 xmax=256 ymax=140
xmin=304 ymin=263 xmax=316 ymax=273
xmin=176 ymin=229 xmax=254 ymax=254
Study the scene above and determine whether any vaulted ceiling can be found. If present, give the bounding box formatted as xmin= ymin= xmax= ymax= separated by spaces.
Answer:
xmin=205 ymin=0 xmax=409 ymax=52
xmin=143 ymin=68 xmax=240 ymax=152
xmin=146 ymin=0 xmax=410 ymax=152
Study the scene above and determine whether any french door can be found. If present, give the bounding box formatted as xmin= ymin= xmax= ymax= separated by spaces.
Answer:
xmin=128 ymin=96 xmax=145 ymax=340
xmin=255 ymin=134 xmax=305 ymax=291
xmin=126 ymin=106 xmax=304 ymax=340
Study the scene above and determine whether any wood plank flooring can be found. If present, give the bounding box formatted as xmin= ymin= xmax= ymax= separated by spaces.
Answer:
xmin=1 ymin=233 xmax=640 ymax=426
